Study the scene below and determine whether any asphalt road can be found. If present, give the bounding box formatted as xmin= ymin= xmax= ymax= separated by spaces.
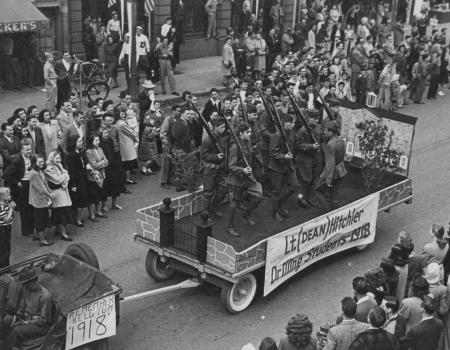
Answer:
xmin=8 ymin=92 xmax=450 ymax=350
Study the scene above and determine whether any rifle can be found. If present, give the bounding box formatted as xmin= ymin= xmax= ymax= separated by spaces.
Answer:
xmin=286 ymin=90 xmax=319 ymax=145
xmin=255 ymin=85 xmax=292 ymax=154
xmin=219 ymin=113 xmax=257 ymax=183
xmin=189 ymin=101 xmax=223 ymax=154
xmin=314 ymin=87 xmax=335 ymax=121
xmin=237 ymin=91 xmax=249 ymax=124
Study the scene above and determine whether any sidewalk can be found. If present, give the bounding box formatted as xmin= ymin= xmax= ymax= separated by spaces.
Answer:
xmin=0 ymin=56 xmax=224 ymax=122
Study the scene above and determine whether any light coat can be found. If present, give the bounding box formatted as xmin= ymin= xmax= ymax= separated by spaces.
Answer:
xmin=116 ymin=119 xmax=138 ymax=162
xmin=44 ymin=164 xmax=72 ymax=208
xmin=85 ymin=147 xmax=109 ymax=183
xmin=221 ymin=43 xmax=235 ymax=76
xmin=29 ymin=169 xmax=53 ymax=208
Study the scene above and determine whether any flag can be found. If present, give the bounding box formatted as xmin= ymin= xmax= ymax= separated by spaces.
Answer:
xmin=108 ymin=0 xmax=116 ymax=8
xmin=144 ymin=0 xmax=154 ymax=16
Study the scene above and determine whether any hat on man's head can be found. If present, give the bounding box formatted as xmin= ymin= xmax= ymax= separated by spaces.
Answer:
xmin=111 ymin=10 xmax=118 ymax=16
xmin=211 ymin=118 xmax=225 ymax=128
xmin=432 ymin=224 xmax=450 ymax=243
xmin=412 ymin=276 xmax=429 ymax=290
xmin=19 ymin=266 xmax=38 ymax=285
xmin=142 ymin=80 xmax=155 ymax=89
xmin=136 ymin=25 xmax=143 ymax=30
xmin=237 ymin=123 xmax=251 ymax=134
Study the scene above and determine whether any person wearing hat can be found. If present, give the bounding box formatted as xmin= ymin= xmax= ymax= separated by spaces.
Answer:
xmin=138 ymin=79 xmax=156 ymax=141
xmin=200 ymin=118 xmax=229 ymax=218
xmin=0 ymin=267 xmax=53 ymax=350
xmin=107 ymin=10 xmax=122 ymax=43
xmin=399 ymin=276 xmax=430 ymax=333
xmin=423 ymin=224 xmax=449 ymax=282
xmin=313 ymin=120 xmax=346 ymax=210
xmin=269 ymin=114 xmax=299 ymax=222
xmin=226 ymin=123 xmax=263 ymax=237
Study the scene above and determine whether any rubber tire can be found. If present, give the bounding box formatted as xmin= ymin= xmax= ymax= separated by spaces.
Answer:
xmin=221 ymin=273 xmax=257 ymax=314
xmin=64 ymin=243 xmax=100 ymax=269
xmin=86 ymin=81 xmax=110 ymax=103
xmin=355 ymin=244 xmax=369 ymax=251
xmin=145 ymin=250 xmax=175 ymax=282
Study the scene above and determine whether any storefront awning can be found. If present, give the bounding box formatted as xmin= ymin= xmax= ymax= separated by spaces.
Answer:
xmin=0 ymin=0 xmax=49 ymax=34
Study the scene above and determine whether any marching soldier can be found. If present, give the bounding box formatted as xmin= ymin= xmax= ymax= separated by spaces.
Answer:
xmin=226 ymin=123 xmax=263 ymax=237
xmin=200 ymin=118 xmax=229 ymax=217
xmin=269 ymin=114 xmax=299 ymax=222
xmin=313 ymin=120 xmax=347 ymax=210
xmin=322 ymin=98 xmax=342 ymax=127
xmin=292 ymin=115 xmax=323 ymax=207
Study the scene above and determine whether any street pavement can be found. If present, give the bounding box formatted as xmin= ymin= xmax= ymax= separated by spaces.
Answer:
xmin=2 ymin=58 xmax=450 ymax=350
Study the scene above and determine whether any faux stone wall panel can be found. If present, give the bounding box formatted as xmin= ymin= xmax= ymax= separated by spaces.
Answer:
xmin=378 ymin=179 xmax=412 ymax=210
xmin=206 ymin=237 xmax=236 ymax=273
xmin=236 ymin=242 xmax=267 ymax=273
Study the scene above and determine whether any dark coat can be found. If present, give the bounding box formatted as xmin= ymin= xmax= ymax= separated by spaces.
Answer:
xmin=4 ymin=154 xmax=25 ymax=203
xmin=65 ymin=151 xmax=90 ymax=208
xmin=30 ymin=127 xmax=46 ymax=157
xmin=202 ymin=99 xmax=222 ymax=122
xmin=399 ymin=317 xmax=444 ymax=350
xmin=0 ymin=135 xmax=21 ymax=168
xmin=269 ymin=131 xmax=295 ymax=174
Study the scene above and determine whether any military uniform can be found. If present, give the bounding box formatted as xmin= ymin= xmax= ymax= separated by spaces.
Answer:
xmin=226 ymin=136 xmax=263 ymax=236
xmin=200 ymin=132 xmax=230 ymax=217
xmin=269 ymin=130 xmax=299 ymax=219
xmin=292 ymin=122 xmax=323 ymax=203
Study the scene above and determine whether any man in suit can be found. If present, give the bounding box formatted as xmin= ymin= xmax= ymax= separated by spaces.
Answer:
xmin=202 ymin=88 xmax=222 ymax=122
xmin=172 ymin=0 xmax=185 ymax=43
xmin=324 ymin=297 xmax=369 ymax=350
xmin=352 ymin=276 xmax=377 ymax=323
xmin=399 ymin=296 xmax=444 ymax=350
xmin=0 ymin=124 xmax=21 ymax=171
xmin=56 ymin=100 xmax=74 ymax=132
xmin=61 ymin=111 xmax=85 ymax=152
xmin=382 ymin=296 xmax=407 ymax=339
xmin=53 ymin=51 xmax=72 ymax=111
xmin=4 ymin=141 xmax=34 ymax=237
xmin=25 ymin=115 xmax=45 ymax=157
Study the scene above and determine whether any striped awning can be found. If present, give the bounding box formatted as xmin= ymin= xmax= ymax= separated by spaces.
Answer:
xmin=0 ymin=0 xmax=49 ymax=34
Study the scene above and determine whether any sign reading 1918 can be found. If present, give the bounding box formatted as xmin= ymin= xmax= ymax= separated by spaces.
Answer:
xmin=66 ymin=294 xmax=116 ymax=350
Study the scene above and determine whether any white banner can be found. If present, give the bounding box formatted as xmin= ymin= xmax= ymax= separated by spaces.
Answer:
xmin=264 ymin=193 xmax=380 ymax=296
xmin=66 ymin=294 xmax=116 ymax=350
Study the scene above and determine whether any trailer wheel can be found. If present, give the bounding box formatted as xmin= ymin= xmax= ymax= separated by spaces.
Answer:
xmin=64 ymin=243 xmax=100 ymax=269
xmin=355 ymin=244 xmax=369 ymax=251
xmin=145 ymin=250 xmax=175 ymax=281
xmin=221 ymin=273 xmax=257 ymax=314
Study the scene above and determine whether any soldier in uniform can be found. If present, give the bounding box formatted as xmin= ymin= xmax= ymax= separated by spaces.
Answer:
xmin=322 ymin=98 xmax=342 ymax=127
xmin=200 ymin=118 xmax=229 ymax=217
xmin=313 ymin=120 xmax=347 ymax=210
xmin=291 ymin=115 xmax=322 ymax=207
xmin=269 ymin=114 xmax=299 ymax=222
xmin=226 ymin=123 xmax=264 ymax=237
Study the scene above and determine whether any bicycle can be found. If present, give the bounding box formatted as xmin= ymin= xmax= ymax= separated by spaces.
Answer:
xmin=70 ymin=56 xmax=110 ymax=103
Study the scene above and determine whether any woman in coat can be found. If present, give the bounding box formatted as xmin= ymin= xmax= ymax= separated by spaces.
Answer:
xmin=253 ymin=32 xmax=267 ymax=79
xmin=29 ymin=154 xmax=54 ymax=246
xmin=99 ymin=127 xmax=124 ymax=210
xmin=65 ymin=135 xmax=91 ymax=227
xmin=104 ymin=35 xmax=119 ymax=88
xmin=222 ymin=37 xmax=235 ymax=86
xmin=44 ymin=151 xmax=73 ymax=241
xmin=85 ymin=133 xmax=109 ymax=219
xmin=38 ymin=109 xmax=61 ymax=158
xmin=115 ymin=109 xmax=138 ymax=184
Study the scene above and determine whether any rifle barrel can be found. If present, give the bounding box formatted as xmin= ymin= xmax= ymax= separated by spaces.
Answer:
xmin=190 ymin=101 xmax=223 ymax=154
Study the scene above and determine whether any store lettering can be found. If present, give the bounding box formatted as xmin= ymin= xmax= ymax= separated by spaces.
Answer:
xmin=0 ymin=21 xmax=37 ymax=33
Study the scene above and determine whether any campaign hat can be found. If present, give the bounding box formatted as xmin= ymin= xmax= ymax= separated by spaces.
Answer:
xmin=142 ymin=80 xmax=155 ymax=89
xmin=18 ymin=266 xmax=38 ymax=285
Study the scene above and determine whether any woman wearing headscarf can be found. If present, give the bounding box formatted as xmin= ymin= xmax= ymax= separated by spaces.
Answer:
xmin=65 ymin=135 xmax=90 ymax=227
xmin=29 ymin=154 xmax=54 ymax=246
xmin=85 ymin=133 xmax=109 ymax=219
xmin=44 ymin=151 xmax=73 ymax=241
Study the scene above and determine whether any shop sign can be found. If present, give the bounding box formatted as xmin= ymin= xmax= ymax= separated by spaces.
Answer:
xmin=0 ymin=21 xmax=38 ymax=33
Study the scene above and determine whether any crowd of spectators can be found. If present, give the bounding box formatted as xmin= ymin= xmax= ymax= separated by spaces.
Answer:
xmin=222 ymin=1 xmax=449 ymax=110
xmin=241 ymin=228 xmax=450 ymax=350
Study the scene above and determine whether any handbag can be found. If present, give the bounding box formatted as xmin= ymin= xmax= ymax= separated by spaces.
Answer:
xmin=91 ymin=169 xmax=104 ymax=188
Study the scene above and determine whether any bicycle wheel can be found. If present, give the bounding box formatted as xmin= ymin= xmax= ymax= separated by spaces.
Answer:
xmin=85 ymin=81 xmax=110 ymax=103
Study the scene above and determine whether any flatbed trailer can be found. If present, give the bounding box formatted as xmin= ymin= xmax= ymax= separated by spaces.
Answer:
xmin=134 ymin=102 xmax=417 ymax=313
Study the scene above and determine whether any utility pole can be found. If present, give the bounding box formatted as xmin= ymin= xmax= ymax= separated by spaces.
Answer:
xmin=129 ymin=0 xmax=138 ymax=101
